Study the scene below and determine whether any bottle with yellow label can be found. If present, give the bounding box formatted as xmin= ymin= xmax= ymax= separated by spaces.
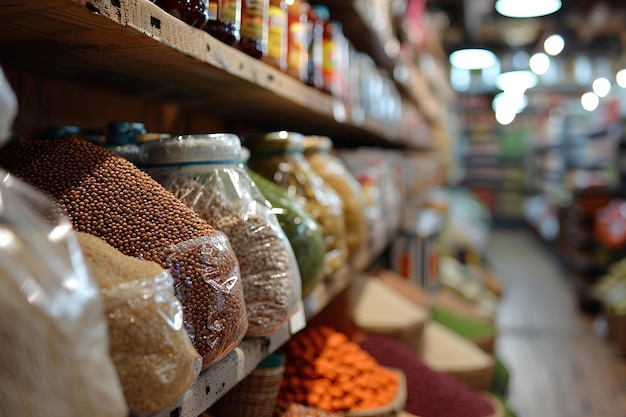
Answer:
xmin=263 ymin=0 xmax=288 ymax=71
xmin=205 ymin=0 xmax=241 ymax=45
xmin=287 ymin=0 xmax=309 ymax=81
xmin=238 ymin=0 xmax=268 ymax=59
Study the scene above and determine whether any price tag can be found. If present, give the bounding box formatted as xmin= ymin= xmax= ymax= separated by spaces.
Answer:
xmin=289 ymin=299 xmax=307 ymax=334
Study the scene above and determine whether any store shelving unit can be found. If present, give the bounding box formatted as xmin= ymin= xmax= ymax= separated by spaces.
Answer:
xmin=0 ymin=0 xmax=434 ymax=150
xmin=0 ymin=1 xmax=441 ymax=416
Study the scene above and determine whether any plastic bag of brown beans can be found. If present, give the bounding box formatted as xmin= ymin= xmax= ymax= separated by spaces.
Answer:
xmin=0 ymin=138 xmax=248 ymax=369
xmin=142 ymin=134 xmax=302 ymax=337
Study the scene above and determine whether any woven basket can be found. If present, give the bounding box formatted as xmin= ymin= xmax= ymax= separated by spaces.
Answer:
xmin=211 ymin=355 xmax=285 ymax=417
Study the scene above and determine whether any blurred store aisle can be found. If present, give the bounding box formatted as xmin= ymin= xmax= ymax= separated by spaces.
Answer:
xmin=488 ymin=229 xmax=626 ymax=417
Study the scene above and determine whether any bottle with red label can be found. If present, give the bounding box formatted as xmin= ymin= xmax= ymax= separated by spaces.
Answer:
xmin=287 ymin=0 xmax=310 ymax=82
xmin=205 ymin=0 xmax=241 ymax=45
xmin=239 ymin=0 xmax=269 ymax=59
xmin=311 ymin=5 xmax=344 ymax=97
xmin=263 ymin=0 xmax=288 ymax=71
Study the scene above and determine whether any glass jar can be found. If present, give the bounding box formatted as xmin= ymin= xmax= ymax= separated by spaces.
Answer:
xmin=247 ymin=131 xmax=348 ymax=276
xmin=241 ymin=147 xmax=325 ymax=294
xmin=287 ymin=0 xmax=309 ymax=82
xmin=205 ymin=0 xmax=241 ymax=45
xmin=141 ymin=133 xmax=301 ymax=337
xmin=155 ymin=0 xmax=210 ymax=29
xmin=303 ymin=135 xmax=369 ymax=269
xmin=238 ymin=0 xmax=268 ymax=59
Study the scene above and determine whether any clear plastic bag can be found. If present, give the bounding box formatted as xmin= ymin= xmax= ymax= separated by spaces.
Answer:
xmin=162 ymin=234 xmax=247 ymax=363
xmin=76 ymin=231 xmax=202 ymax=415
xmin=0 ymin=138 xmax=248 ymax=370
xmin=142 ymin=134 xmax=302 ymax=337
xmin=0 ymin=171 xmax=127 ymax=417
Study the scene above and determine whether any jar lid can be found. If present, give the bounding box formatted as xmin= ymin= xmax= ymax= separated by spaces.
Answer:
xmin=141 ymin=133 xmax=241 ymax=166
xmin=136 ymin=133 xmax=171 ymax=144
xmin=247 ymin=131 xmax=305 ymax=154
xmin=303 ymin=135 xmax=332 ymax=153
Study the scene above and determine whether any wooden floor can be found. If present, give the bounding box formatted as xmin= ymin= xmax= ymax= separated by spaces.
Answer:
xmin=488 ymin=229 xmax=626 ymax=417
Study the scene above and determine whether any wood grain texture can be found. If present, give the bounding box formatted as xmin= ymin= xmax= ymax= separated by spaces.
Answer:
xmin=488 ymin=229 xmax=626 ymax=417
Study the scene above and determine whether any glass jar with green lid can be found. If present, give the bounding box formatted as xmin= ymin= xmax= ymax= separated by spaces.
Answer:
xmin=303 ymin=135 xmax=369 ymax=270
xmin=140 ymin=133 xmax=301 ymax=337
xmin=247 ymin=131 xmax=348 ymax=277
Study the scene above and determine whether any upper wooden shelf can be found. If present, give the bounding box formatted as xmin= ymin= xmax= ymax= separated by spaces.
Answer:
xmin=0 ymin=0 xmax=434 ymax=150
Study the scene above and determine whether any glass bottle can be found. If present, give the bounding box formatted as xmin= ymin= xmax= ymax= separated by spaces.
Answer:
xmin=155 ymin=0 xmax=210 ymax=29
xmin=287 ymin=0 xmax=309 ymax=82
xmin=205 ymin=0 xmax=241 ymax=45
xmin=263 ymin=0 xmax=288 ymax=71
xmin=306 ymin=6 xmax=324 ymax=89
xmin=239 ymin=0 xmax=269 ymax=59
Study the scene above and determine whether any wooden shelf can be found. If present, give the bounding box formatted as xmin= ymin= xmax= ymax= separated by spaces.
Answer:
xmin=150 ymin=256 xmax=376 ymax=417
xmin=0 ymin=0 xmax=433 ymax=150
xmin=315 ymin=0 xmax=444 ymax=124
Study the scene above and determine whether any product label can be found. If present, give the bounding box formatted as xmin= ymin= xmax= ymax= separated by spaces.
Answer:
xmin=267 ymin=5 xmax=286 ymax=59
xmin=323 ymin=39 xmax=338 ymax=88
xmin=208 ymin=0 xmax=218 ymax=21
xmin=221 ymin=0 xmax=240 ymax=26
xmin=241 ymin=0 xmax=265 ymax=39
xmin=288 ymin=21 xmax=305 ymax=70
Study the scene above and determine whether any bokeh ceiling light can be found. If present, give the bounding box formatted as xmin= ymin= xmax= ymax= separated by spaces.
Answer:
xmin=495 ymin=0 xmax=562 ymax=18
xmin=530 ymin=53 xmax=550 ymax=75
xmin=581 ymin=92 xmax=599 ymax=112
xmin=495 ymin=70 xmax=538 ymax=92
xmin=592 ymin=77 xmax=611 ymax=97
xmin=495 ymin=109 xmax=516 ymax=125
xmin=544 ymin=34 xmax=565 ymax=56
xmin=617 ymin=69 xmax=626 ymax=88
xmin=449 ymin=48 xmax=498 ymax=70
xmin=492 ymin=92 xmax=528 ymax=114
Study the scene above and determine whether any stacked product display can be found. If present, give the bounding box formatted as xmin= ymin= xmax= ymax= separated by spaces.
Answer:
xmin=0 ymin=1 xmax=477 ymax=416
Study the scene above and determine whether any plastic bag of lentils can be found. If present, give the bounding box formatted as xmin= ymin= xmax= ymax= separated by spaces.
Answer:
xmin=141 ymin=134 xmax=302 ymax=337
xmin=0 ymin=138 xmax=248 ymax=369
xmin=76 ymin=231 xmax=202 ymax=415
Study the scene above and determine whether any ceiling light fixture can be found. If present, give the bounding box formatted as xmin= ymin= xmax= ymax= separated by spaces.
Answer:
xmin=495 ymin=109 xmax=516 ymax=125
xmin=617 ymin=69 xmax=626 ymax=88
xmin=495 ymin=0 xmax=562 ymax=18
xmin=495 ymin=70 xmax=538 ymax=92
xmin=530 ymin=52 xmax=550 ymax=75
xmin=492 ymin=92 xmax=528 ymax=114
xmin=449 ymin=48 xmax=498 ymax=70
xmin=581 ymin=92 xmax=599 ymax=112
xmin=592 ymin=77 xmax=611 ymax=97
xmin=544 ymin=34 xmax=565 ymax=56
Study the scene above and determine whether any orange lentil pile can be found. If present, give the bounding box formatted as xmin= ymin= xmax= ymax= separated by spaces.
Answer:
xmin=0 ymin=138 xmax=248 ymax=369
xmin=279 ymin=325 xmax=399 ymax=413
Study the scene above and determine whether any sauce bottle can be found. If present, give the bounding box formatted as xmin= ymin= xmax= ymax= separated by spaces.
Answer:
xmin=205 ymin=0 xmax=241 ymax=45
xmin=263 ymin=0 xmax=288 ymax=71
xmin=286 ymin=0 xmax=310 ymax=82
xmin=306 ymin=6 xmax=324 ymax=89
xmin=239 ymin=0 xmax=269 ymax=59
xmin=312 ymin=5 xmax=343 ymax=96
xmin=155 ymin=0 xmax=210 ymax=29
